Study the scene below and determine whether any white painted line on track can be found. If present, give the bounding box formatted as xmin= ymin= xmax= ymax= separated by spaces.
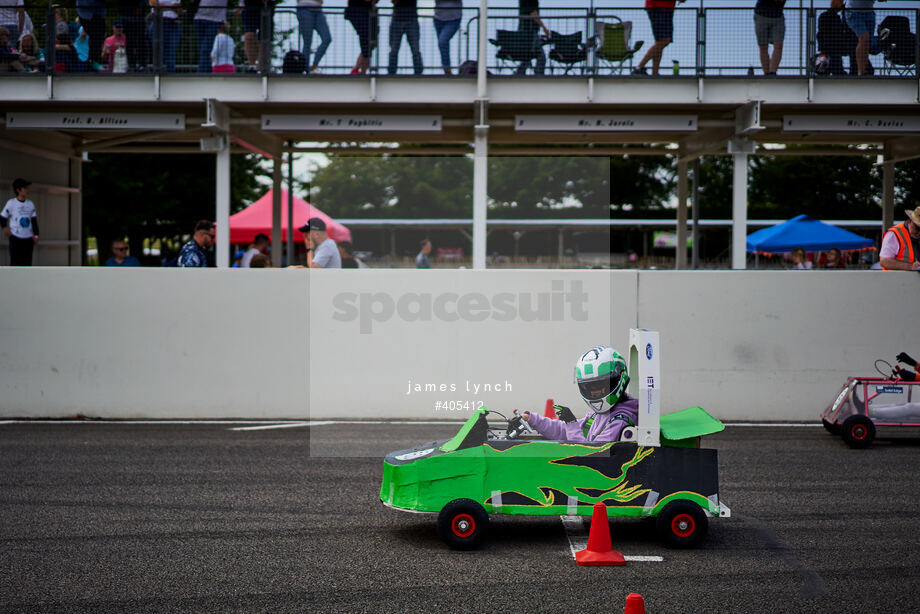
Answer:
xmin=0 ymin=420 xmax=305 ymax=425
xmin=230 ymin=422 xmax=312 ymax=431
xmin=560 ymin=515 xmax=663 ymax=562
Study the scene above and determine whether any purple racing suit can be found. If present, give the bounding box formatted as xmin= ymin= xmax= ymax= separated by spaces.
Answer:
xmin=524 ymin=394 xmax=639 ymax=443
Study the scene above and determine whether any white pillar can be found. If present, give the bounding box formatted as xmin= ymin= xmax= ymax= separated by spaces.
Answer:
xmin=215 ymin=143 xmax=231 ymax=268
xmin=287 ymin=147 xmax=295 ymax=267
xmin=472 ymin=0 xmax=489 ymax=271
xmin=271 ymin=156 xmax=282 ymax=268
xmin=728 ymin=137 xmax=754 ymax=270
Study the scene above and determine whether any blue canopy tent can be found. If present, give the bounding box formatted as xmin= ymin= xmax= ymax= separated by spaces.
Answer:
xmin=746 ymin=214 xmax=875 ymax=267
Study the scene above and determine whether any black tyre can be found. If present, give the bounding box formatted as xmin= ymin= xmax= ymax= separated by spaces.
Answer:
xmin=656 ymin=500 xmax=708 ymax=549
xmin=437 ymin=499 xmax=489 ymax=551
xmin=841 ymin=414 xmax=875 ymax=449
xmin=822 ymin=418 xmax=840 ymax=435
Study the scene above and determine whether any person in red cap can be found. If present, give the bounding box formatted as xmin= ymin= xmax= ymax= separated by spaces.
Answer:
xmin=299 ymin=217 xmax=341 ymax=268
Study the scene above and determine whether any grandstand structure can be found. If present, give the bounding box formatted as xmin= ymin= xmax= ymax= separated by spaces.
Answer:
xmin=1 ymin=2 xmax=918 ymax=268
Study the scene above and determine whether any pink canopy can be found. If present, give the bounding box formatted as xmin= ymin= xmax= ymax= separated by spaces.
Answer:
xmin=229 ymin=189 xmax=351 ymax=244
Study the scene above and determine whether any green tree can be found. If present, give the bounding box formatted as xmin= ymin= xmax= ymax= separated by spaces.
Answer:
xmin=83 ymin=153 xmax=267 ymax=265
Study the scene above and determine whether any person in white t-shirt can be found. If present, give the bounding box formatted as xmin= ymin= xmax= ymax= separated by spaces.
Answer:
xmin=241 ymin=232 xmax=269 ymax=267
xmin=1 ymin=177 xmax=39 ymax=266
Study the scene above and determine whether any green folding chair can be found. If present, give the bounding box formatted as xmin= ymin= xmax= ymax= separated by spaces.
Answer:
xmin=597 ymin=20 xmax=643 ymax=75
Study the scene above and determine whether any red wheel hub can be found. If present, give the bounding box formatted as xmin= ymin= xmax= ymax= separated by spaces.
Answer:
xmin=671 ymin=513 xmax=696 ymax=538
xmin=452 ymin=513 xmax=476 ymax=538
xmin=851 ymin=425 xmax=867 ymax=440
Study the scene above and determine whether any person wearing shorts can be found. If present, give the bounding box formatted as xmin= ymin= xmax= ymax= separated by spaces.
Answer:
xmin=633 ymin=0 xmax=684 ymax=76
xmin=754 ymin=0 xmax=785 ymax=75
xmin=236 ymin=0 xmax=271 ymax=72
xmin=834 ymin=0 xmax=883 ymax=76
xmin=345 ymin=0 xmax=378 ymax=74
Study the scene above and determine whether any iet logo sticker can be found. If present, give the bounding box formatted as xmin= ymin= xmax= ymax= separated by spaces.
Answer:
xmin=646 ymin=343 xmax=653 ymax=360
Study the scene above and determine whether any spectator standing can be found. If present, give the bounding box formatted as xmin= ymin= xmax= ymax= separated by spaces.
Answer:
xmin=195 ymin=0 xmax=228 ymax=73
xmin=105 ymin=240 xmax=141 ymax=266
xmin=101 ymin=21 xmax=127 ymax=72
xmin=1 ymin=178 xmax=39 ymax=266
xmin=210 ymin=21 xmax=236 ymax=72
xmin=118 ymin=0 xmax=148 ymax=71
xmin=433 ymin=0 xmax=461 ymax=74
xmin=833 ymin=0 xmax=885 ymax=76
xmin=149 ymin=0 xmax=182 ymax=73
xmin=76 ymin=0 xmax=105 ymax=66
xmin=345 ymin=0 xmax=377 ymax=74
xmin=177 ymin=220 xmax=215 ymax=267
xmin=388 ymin=0 xmax=422 ymax=75
xmin=515 ymin=0 xmax=549 ymax=76
xmin=54 ymin=7 xmax=81 ymax=45
xmin=299 ymin=217 xmax=341 ymax=268
xmin=633 ymin=0 xmax=685 ymax=76
xmin=338 ymin=241 xmax=359 ymax=268
xmin=297 ymin=0 xmax=332 ymax=74
xmin=879 ymin=207 xmax=920 ymax=271
xmin=416 ymin=239 xmax=432 ymax=268
xmin=235 ymin=0 xmax=271 ymax=72
xmin=241 ymin=233 xmax=269 ymax=267
xmin=754 ymin=0 xmax=785 ymax=75
xmin=0 ymin=0 xmax=24 ymax=48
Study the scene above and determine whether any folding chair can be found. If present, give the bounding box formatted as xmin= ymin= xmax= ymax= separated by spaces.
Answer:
xmin=489 ymin=29 xmax=541 ymax=73
xmin=547 ymin=30 xmax=592 ymax=75
xmin=596 ymin=20 xmax=643 ymax=74
xmin=877 ymin=15 xmax=916 ymax=76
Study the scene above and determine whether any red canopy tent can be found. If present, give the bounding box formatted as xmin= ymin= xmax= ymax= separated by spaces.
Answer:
xmin=229 ymin=189 xmax=352 ymax=244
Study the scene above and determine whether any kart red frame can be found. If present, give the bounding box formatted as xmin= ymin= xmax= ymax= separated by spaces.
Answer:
xmin=821 ymin=376 xmax=920 ymax=448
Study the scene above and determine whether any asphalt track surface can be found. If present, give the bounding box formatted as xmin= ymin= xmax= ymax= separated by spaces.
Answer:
xmin=2 ymin=422 xmax=920 ymax=613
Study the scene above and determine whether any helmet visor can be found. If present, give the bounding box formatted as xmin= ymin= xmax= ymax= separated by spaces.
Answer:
xmin=578 ymin=376 xmax=616 ymax=401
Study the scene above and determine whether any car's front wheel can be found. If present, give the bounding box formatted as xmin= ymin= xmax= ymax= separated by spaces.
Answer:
xmin=437 ymin=499 xmax=489 ymax=550
xmin=841 ymin=414 xmax=875 ymax=449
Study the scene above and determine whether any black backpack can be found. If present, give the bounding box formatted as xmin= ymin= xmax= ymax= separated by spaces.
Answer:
xmin=282 ymin=50 xmax=306 ymax=74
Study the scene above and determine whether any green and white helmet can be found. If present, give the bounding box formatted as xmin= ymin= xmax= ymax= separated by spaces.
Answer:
xmin=574 ymin=346 xmax=629 ymax=414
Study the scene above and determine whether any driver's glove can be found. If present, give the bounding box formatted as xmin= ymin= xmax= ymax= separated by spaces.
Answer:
xmin=896 ymin=352 xmax=917 ymax=366
xmin=554 ymin=405 xmax=577 ymax=423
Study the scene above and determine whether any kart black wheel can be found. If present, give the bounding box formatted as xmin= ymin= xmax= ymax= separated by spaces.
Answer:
xmin=841 ymin=415 xmax=875 ymax=449
xmin=822 ymin=418 xmax=840 ymax=435
xmin=437 ymin=499 xmax=489 ymax=551
xmin=656 ymin=500 xmax=708 ymax=549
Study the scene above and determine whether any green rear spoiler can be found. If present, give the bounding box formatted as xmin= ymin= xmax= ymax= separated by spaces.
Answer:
xmin=660 ymin=406 xmax=725 ymax=448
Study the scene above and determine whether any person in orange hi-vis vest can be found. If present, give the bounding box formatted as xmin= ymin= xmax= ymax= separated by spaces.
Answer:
xmin=879 ymin=206 xmax=920 ymax=271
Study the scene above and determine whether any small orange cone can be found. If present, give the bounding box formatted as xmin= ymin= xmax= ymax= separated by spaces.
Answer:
xmin=624 ymin=593 xmax=645 ymax=614
xmin=544 ymin=398 xmax=555 ymax=419
xmin=575 ymin=502 xmax=625 ymax=566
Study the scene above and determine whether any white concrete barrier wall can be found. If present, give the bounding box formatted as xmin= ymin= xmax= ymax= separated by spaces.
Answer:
xmin=0 ymin=268 xmax=915 ymax=421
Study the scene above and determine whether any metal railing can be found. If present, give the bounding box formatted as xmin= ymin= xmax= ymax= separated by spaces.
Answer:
xmin=1 ymin=4 xmax=916 ymax=78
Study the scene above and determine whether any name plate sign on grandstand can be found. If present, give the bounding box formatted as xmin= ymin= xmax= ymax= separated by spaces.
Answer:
xmin=6 ymin=112 xmax=185 ymax=130
xmin=783 ymin=115 xmax=920 ymax=133
xmin=515 ymin=115 xmax=698 ymax=132
xmin=261 ymin=115 xmax=442 ymax=132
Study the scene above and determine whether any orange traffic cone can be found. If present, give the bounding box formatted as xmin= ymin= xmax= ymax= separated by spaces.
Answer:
xmin=575 ymin=502 xmax=625 ymax=566
xmin=624 ymin=593 xmax=645 ymax=614
xmin=544 ymin=398 xmax=555 ymax=419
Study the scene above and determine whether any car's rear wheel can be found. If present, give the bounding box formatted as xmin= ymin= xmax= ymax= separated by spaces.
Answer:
xmin=841 ymin=414 xmax=875 ymax=449
xmin=656 ymin=500 xmax=708 ymax=549
xmin=437 ymin=499 xmax=489 ymax=550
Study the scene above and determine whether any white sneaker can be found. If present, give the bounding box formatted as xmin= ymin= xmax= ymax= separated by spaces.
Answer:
xmin=309 ymin=66 xmax=322 ymax=74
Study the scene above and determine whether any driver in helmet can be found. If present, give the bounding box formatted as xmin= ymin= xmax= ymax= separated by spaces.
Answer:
xmin=521 ymin=346 xmax=639 ymax=442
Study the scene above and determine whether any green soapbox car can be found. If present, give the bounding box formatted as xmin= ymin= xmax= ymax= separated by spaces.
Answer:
xmin=380 ymin=406 xmax=731 ymax=550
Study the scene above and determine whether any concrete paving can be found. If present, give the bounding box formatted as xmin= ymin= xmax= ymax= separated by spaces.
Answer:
xmin=2 ymin=422 xmax=919 ymax=613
